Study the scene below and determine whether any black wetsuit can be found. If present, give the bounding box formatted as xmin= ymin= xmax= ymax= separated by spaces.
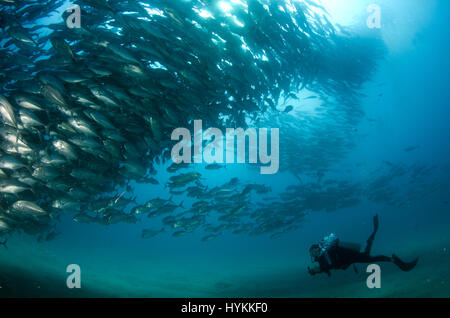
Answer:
xmin=312 ymin=243 xmax=391 ymax=276
xmin=308 ymin=215 xmax=418 ymax=276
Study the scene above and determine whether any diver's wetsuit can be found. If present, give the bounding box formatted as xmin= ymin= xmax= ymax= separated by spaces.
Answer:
xmin=308 ymin=215 xmax=418 ymax=276
xmin=310 ymin=244 xmax=392 ymax=276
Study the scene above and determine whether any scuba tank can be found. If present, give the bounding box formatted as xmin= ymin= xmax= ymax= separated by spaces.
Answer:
xmin=319 ymin=233 xmax=361 ymax=253
xmin=319 ymin=233 xmax=339 ymax=253
xmin=318 ymin=233 xmax=339 ymax=266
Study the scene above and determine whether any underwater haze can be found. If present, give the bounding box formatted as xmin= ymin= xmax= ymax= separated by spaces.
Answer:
xmin=0 ymin=0 xmax=449 ymax=297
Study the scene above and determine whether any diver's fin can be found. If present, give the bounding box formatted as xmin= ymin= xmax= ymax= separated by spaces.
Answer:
xmin=392 ymin=254 xmax=418 ymax=272
xmin=373 ymin=214 xmax=379 ymax=232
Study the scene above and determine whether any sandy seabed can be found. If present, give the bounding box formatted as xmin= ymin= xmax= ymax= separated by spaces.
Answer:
xmin=0 ymin=230 xmax=449 ymax=298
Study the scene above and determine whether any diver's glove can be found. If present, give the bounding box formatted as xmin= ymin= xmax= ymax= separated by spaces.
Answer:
xmin=307 ymin=266 xmax=316 ymax=276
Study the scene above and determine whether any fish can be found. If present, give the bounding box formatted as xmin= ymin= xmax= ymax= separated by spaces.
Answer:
xmin=144 ymin=197 xmax=173 ymax=210
xmin=172 ymin=230 xmax=189 ymax=237
xmin=0 ymin=95 xmax=17 ymax=127
xmin=0 ymin=221 xmax=10 ymax=235
xmin=0 ymin=179 xmax=31 ymax=195
xmin=52 ymin=140 xmax=78 ymax=161
xmin=0 ymin=0 xmax=386 ymax=241
xmin=201 ymin=234 xmax=220 ymax=242
xmin=10 ymin=200 xmax=47 ymax=218
xmin=0 ymin=156 xmax=29 ymax=171
xmin=404 ymin=145 xmax=420 ymax=152
xmin=73 ymin=214 xmax=97 ymax=224
xmin=151 ymin=201 xmax=184 ymax=216
xmin=141 ymin=228 xmax=165 ymax=239
xmin=281 ymin=105 xmax=294 ymax=113
xmin=13 ymin=94 xmax=45 ymax=111
xmin=205 ymin=163 xmax=226 ymax=170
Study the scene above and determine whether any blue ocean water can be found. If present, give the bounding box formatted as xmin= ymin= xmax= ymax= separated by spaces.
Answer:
xmin=0 ymin=0 xmax=449 ymax=297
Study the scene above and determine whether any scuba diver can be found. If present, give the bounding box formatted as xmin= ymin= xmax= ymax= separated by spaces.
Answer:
xmin=308 ymin=215 xmax=418 ymax=276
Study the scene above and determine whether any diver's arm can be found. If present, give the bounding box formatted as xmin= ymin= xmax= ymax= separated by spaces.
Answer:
xmin=307 ymin=265 xmax=322 ymax=275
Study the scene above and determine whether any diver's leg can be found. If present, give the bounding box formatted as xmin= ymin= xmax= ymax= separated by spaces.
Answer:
xmin=352 ymin=252 xmax=418 ymax=271
xmin=368 ymin=255 xmax=392 ymax=263
xmin=352 ymin=253 xmax=391 ymax=264
xmin=364 ymin=214 xmax=379 ymax=255
xmin=360 ymin=254 xmax=418 ymax=271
